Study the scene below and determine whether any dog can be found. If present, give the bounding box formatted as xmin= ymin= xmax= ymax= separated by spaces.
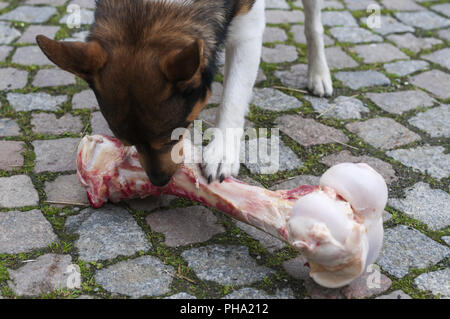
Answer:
xmin=36 ymin=0 xmax=332 ymax=186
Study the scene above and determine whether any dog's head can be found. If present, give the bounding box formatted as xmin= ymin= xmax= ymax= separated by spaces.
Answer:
xmin=36 ymin=35 xmax=211 ymax=186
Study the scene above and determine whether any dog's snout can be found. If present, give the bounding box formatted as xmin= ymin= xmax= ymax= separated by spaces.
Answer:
xmin=148 ymin=173 xmax=171 ymax=187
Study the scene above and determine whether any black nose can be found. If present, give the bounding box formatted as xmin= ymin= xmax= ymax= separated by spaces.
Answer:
xmin=148 ymin=173 xmax=171 ymax=187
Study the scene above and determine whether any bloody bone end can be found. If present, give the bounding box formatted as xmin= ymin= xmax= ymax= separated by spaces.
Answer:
xmin=76 ymin=135 xmax=388 ymax=288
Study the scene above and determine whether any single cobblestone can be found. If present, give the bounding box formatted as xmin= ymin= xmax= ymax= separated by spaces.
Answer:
xmin=414 ymin=268 xmax=450 ymax=299
xmin=8 ymin=92 xmax=67 ymax=112
xmin=410 ymin=70 xmax=450 ymax=99
xmin=274 ymin=64 xmax=308 ymax=89
xmin=335 ymin=71 xmax=390 ymax=89
xmin=343 ymin=0 xmax=375 ymax=11
xmin=275 ymin=114 xmax=349 ymax=146
xmin=45 ymin=174 xmax=89 ymax=207
xmin=366 ymin=90 xmax=435 ymax=115
xmin=66 ymin=205 xmax=151 ymax=261
xmin=0 ymin=5 xmax=56 ymax=23
xmin=31 ymin=113 xmax=83 ymax=135
xmin=8 ymin=254 xmax=78 ymax=296
xmin=32 ymin=69 xmax=76 ymax=87
xmin=387 ymin=33 xmax=442 ymax=54
xmin=265 ymin=10 xmax=304 ymax=24
xmin=387 ymin=145 xmax=450 ymax=180
xmin=165 ymin=292 xmax=197 ymax=299
xmin=265 ymin=0 xmax=290 ymax=9
xmin=91 ymin=111 xmax=113 ymax=136
xmin=376 ymin=290 xmax=412 ymax=299
xmin=33 ymin=138 xmax=80 ymax=173
xmin=353 ymin=43 xmax=409 ymax=64
xmin=361 ymin=15 xmax=415 ymax=35
xmin=438 ymin=28 xmax=450 ymax=41
xmin=72 ymin=90 xmax=99 ymax=110
xmin=329 ymin=27 xmax=383 ymax=43
xmin=381 ymin=0 xmax=423 ymax=11
xmin=0 ymin=118 xmax=20 ymax=137
xmin=377 ymin=225 xmax=450 ymax=278
xmin=304 ymin=95 xmax=368 ymax=119
xmin=291 ymin=25 xmax=334 ymax=45
xmin=325 ymin=46 xmax=358 ymax=69
xmin=0 ymin=175 xmax=39 ymax=208
xmin=0 ymin=68 xmax=28 ymax=91
xmin=252 ymin=88 xmax=302 ymax=111
xmin=0 ymin=45 xmax=12 ymax=61
xmin=181 ymin=245 xmax=274 ymax=286
xmin=422 ymin=48 xmax=450 ymax=70
xmin=322 ymin=11 xmax=357 ymax=27
xmin=432 ymin=3 xmax=450 ymax=18
xmin=95 ymin=256 xmax=175 ymax=298
xmin=12 ymin=46 xmax=53 ymax=65
xmin=127 ymin=195 xmax=178 ymax=212
xmin=409 ymin=104 xmax=450 ymax=138
xmin=0 ymin=210 xmax=57 ymax=254
xmin=395 ymin=11 xmax=450 ymax=30
xmin=0 ymin=22 xmax=20 ymax=44
xmin=389 ymin=182 xmax=450 ymax=231
xmin=384 ymin=60 xmax=429 ymax=76
xmin=0 ymin=141 xmax=24 ymax=171
xmin=17 ymin=25 xmax=59 ymax=44
xmin=262 ymin=44 xmax=298 ymax=63
xmin=146 ymin=206 xmax=225 ymax=247
xmin=346 ymin=118 xmax=421 ymax=150
xmin=263 ymin=26 xmax=287 ymax=43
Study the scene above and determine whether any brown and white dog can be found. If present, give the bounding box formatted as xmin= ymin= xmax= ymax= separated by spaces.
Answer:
xmin=36 ymin=0 xmax=332 ymax=186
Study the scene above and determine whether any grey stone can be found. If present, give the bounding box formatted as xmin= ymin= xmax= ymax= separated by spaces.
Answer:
xmin=127 ymin=194 xmax=178 ymax=211
xmin=0 ymin=141 xmax=24 ymax=171
xmin=45 ymin=174 xmax=89 ymax=207
xmin=64 ymin=30 xmax=89 ymax=42
xmin=165 ymin=292 xmax=197 ymax=299
xmin=329 ymin=27 xmax=383 ymax=43
xmin=32 ymin=69 xmax=76 ymax=87
xmin=415 ymin=269 xmax=450 ymax=298
xmin=0 ymin=22 xmax=20 ymax=44
xmin=0 ymin=175 xmax=39 ymax=208
xmin=442 ymin=236 xmax=450 ymax=246
xmin=0 ymin=210 xmax=57 ymax=254
xmin=235 ymin=221 xmax=285 ymax=253
xmin=432 ymin=3 xmax=450 ymax=18
xmin=223 ymin=288 xmax=295 ymax=299
xmin=266 ymin=0 xmax=290 ymax=9
xmin=321 ymin=150 xmax=398 ymax=184
xmin=59 ymin=9 xmax=94 ymax=25
xmin=325 ymin=46 xmax=358 ymax=69
xmin=345 ymin=118 xmax=421 ymax=150
xmin=32 ymin=138 xmax=80 ymax=173
xmin=17 ymin=25 xmax=59 ymax=44
xmin=146 ymin=206 xmax=225 ymax=247
xmin=8 ymin=254 xmax=78 ymax=296
xmin=377 ymin=225 xmax=450 ymax=278
xmin=362 ymin=15 xmax=415 ymax=35
xmin=66 ymin=205 xmax=151 ymax=261
xmin=26 ymin=0 xmax=67 ymax=5
xmin=380 ymin=0 xmax=423 ymax=11
xmin=395 ymin=11 xmax=450 ymax=30
xmin=438 ymin=28 xmax=450 ymax=41
xmin=72 ymin=90 xmax=99 ymax=110
xmin=69 ymin=0 xmax=96 ymax=9
xmin=334 ymin=71 xmax=390 ymax=89
xmin=384 ymin=60 xmax=429 ymax=76
xmin=0 ymin=3 xmax=8 ymax=10
xmin=208 ymin=81 xmax=223 ymax=104
xmin=0 ymin=6 xmax=56 ymax=23
xmin=304 ymin=95 xmax=369 ymax=119
xmin=282 ymin=255 xmax=310 ymax=281
xmin=198 ymin=107 xmax=218 ymax=126
xmin=387 ymin=33 xmax=442 ymax=54
xmin=353 ymin=43 xmax=409 ymax=63
xmin=274 ymin=64 xmax=308 ymax=89
xmin=409 ymin=104 xmax=450 ymax=138
xmin=95 ymin=256 xmax=175 ymax=298
xmin=252 ymin=88 xmax=302 ymax=111
xmin=389 ymin=182 xmax=449 ymax=231
xmin=322 ymin=11 xmax=357 ymax=27
xmin=387 ymin=145 xmax=450 ymax=180
xmin=265 ymin=10 xmax=304 ymax=24
xmin=256 ymin=68 xmax=267 ymax=83
xmin=0 ymin=45 xmax=13 ymax=61
xmin=31 ymin=113 xmax=83 ymax=135
xmin=7 ymin=92 xmax=67 ymax=112
xmin=181 ymin=245 xmax=274 ymax=286
xmin=240 ymin=135 xmax=303 ymax=174
xmin=263 ymin=26 xmax=287 ymax=43
xmin=366 ymin=90 xmax=435 ymax=115
xmin=275 ymin=114 xmax=349 ymax=146
xmin=91 ymin=111 xmax=113 ymax=136
xmin=271 ymin=175 xmax=320 ymax=190
xmin=376 ymin=290 xmax=412 ymax=299
xmin=12 ymin=46 xmax=53 ymax=65
xmin=410 ymin=70 xmax=450 ymax=99
xmin=262 ymin=44 xmax=298 ymax=63
xmin=344 ymin=0 xmax=375 ymax=10
xmin=0 ymin=118 xmax=20 ymax=137
xmin=383 ymin=211 xmax=393 ymax=223
xmin=0 ymin=68 xmax=28 ymax=90
xmin=422 ymin=48 xmax=450 ymax=70
xmin=291 ymin=25 xmax=334 ymax=45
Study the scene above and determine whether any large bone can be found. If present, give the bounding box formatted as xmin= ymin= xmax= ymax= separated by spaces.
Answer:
xmin=76 ymin=134 xmax=388 ymax=288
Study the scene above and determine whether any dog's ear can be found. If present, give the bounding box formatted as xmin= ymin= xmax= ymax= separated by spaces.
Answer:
xmin=36 ymin=35 xmax=107 ymax=81
xmin=159 ymin=39 xmax=204 ymax=87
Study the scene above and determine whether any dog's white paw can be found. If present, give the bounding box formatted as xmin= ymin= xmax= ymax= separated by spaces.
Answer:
xmin=307 ymin=64 xmax=333 ymax=97
xmin=201 ymin=136 xmax=241 ymax=183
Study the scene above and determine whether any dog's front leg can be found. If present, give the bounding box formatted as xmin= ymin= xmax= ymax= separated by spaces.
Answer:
xmin=303 ymin=0 xmax=333 ymax=97
xmin=202 ymin=0 xmax=265 ymax=182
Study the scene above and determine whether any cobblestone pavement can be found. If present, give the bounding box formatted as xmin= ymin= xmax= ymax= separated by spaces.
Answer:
xmin=0 ymin=0 xmax=449 ymax=299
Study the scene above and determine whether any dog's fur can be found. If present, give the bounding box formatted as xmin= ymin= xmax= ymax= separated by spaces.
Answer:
xmin=36 ymin=0 xmax=332 ymax=186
